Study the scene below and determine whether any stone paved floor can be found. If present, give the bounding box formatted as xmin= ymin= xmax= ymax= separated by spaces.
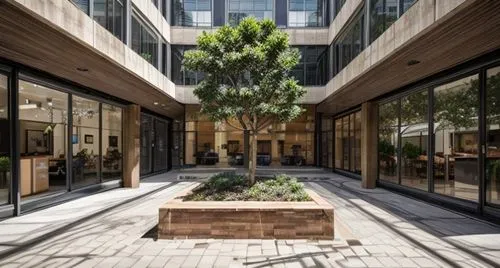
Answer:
xmin=0 ymin=170 xmax=499 ymax=267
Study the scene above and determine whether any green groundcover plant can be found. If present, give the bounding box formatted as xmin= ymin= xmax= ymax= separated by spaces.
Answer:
xmin=183 ymin=173 xmax=312 ymax=202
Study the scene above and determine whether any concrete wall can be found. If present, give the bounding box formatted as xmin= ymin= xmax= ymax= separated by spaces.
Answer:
xmin=328 ymin=0 xmax=364 ymax=45
xmin=325 ymin=0 xmax=470 ymax=99
xmin=12 ymin=0 xmax=177 ymax=103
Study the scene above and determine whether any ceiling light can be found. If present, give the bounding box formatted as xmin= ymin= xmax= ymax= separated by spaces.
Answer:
xmin=47 ymin=98 xmax=53 ymax=107
xmin=407 ymin=60 xmax=420 ymax=66
xmin=0 ymin=109 xmax=4 ymax=113
xmin=154 ymin=102 xmax=159 ymax=105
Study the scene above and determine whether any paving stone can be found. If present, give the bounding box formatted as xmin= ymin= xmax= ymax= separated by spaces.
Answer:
xmin=114 ymin=256 xmax=140 ymax=268
xmin=360 ymin=256 xmax=384 ymax=267
xmin=411 ymin=257 xmax=440 ymax=267
xmin=181 ymin=255 xmax=201 ymax=268
xmin=197 ymin=255 xmax=217 ymax=267
xmin=165 ymin=256 xmax=187 ymax=268
xmin=393 ymin=257 xmax=419 ymax=267
xmin=148 ymin=256 xmax=170 ymax=267
xmin=131 ymin=255 xmax=155 ymax=268
xmin=213 ymin=256 xmax=232 ymax=268
xmin=338 ymin=257 xmax=367 ymax=268
xmin=376 ymin=256 xmax=400 ymax=267
xmin=351 ymin=246 xmax=369 ymax=256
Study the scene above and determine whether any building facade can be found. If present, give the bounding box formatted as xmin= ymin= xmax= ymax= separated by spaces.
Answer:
xmin=0 ymin=0 xmax=499 ymax=220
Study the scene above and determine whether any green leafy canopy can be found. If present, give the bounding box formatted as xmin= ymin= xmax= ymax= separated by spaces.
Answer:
xmin=183 ymin=17 xmax=306 ymax=131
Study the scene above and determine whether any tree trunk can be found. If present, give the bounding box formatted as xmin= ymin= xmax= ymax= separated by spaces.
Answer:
xmin=248 ymin=131 xmax=258 ymax=185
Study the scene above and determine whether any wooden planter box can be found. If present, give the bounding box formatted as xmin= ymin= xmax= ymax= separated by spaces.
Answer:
xmin=158 ymin=184 xmax=334 ymax=239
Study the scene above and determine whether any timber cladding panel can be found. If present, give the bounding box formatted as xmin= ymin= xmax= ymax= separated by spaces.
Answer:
xmin=158 ymin=186 xmax=334 ymax=239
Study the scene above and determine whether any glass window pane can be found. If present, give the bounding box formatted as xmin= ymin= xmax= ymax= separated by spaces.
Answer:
xmin=0 ymin=74 xmax=10 ymax=205
xmin=342 ymin=116 xmax=349 ymax=170
xmin=113 ymin=0 xmax=124 ymax=40
xmin=19 ymin=80 xmax=68 ymax=199
xmin=93 ymin=0 xmax=107 ymax=29
xmin=400 ymin=89 xmax=428 ymax=191
xmin=487 ymin=66 xmax=500 ymax=206
xmin=370 ymin=0 xmax=385 ymax=43
xmin=355 ymin=111 xmax=361 ymax=174
xmin=102 ymin=104 xmax=122 ymax=182
xmin=72 ymin=96 xmax=100 ymax=189
xmin=379 ymin=101 xmax=399 ymax=183
xmin=335 ymin=119 xmax=342 ymax=169
xmin=434 ymin=74 xmax=479 ymax=201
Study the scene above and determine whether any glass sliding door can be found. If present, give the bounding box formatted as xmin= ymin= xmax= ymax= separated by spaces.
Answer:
xmin=18 ymin=80 xmax=68 ymax=199
xmin=102 ymin=104 xmax=122 ymax=182
xmin=140 ymin=114 xmax=153 ymax=175
xmin=378 ymin=101 xmax=399 ymax=183
xmin=72 ymin=96 xmax=100 ymax=189
xmin=433 ymin=74 xmax=479 ymax=201
xmin=400 ymin=89 xmax=428 ymax=191
xmin=486 ymin=66 xmax=500 ymax=207
xmin=154 ymin=119 xmax=168 ymax=171
xmin=335 ymin=119 xmax=342 ymax=168
xmin=333 ymin=111 xmax=362 ymax=175
xmin=0 ymin=74 xmax=10 ymax=205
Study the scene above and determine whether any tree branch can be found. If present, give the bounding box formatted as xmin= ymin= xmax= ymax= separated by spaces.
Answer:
xmin=225 ymin=118 xmax=245 ymax=131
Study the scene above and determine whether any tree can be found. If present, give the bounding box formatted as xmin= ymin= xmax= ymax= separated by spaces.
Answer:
xmin=183 ymin=17 xmax=306 ymax=184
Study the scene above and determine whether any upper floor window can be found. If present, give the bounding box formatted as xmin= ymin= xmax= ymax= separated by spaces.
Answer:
xmin=93 ymin=0 xmax=126 ymax=41
xmin=369 ymin=0 xmax=417 ymax=43
xmin=172 ymin=0 xmax=212 ymax=27
xmin=335 ymin=11 xmax=363 ymax=73
xmin=291 ymin=46 xmax=328 ymax=86
xmin=172 ymin=46 xmax=204 ymax=85
xmin=289 ymin=0 xmax=326 ymax=27
xmin=131 ymin=13 xmax=159 ymax=68
xmin=71 ymin=0 xmax=90 ymax=14
xmin=228 ymin=0 xmax=273 ymax=26
xmin=331 ymin=0 xmax=346 ymax=22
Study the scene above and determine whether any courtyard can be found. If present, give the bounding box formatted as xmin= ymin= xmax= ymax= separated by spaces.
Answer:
xmin=0 ymin=169 xmax=498 ymax=268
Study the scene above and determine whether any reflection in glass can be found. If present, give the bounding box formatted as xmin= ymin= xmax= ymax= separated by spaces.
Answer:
xmin=0 ymin=75 xmax=10 ymax=205
xmin=434 ymin=74 xmax=479 ymax=201
xmin=378 ymin=101 xmax=398 ymax=183
xmin=334 ymin=111 xmax=361 ymax=174
xmin=228 ymin=0 xmax=273 ymax=26
xmin=342 ymin=116 xmax=349 ymax=170
xmin=19 ymin=80 xmax=68 ymax=199
xmin=486 ymin=66 xmax=500 ymax=206
xmin=72 ymin=96 xmax=100 ymax=189
xmin=131 ymin=14 xmax=158 ymax=68
xmin=355 ymin=111 xmax=361 ymax=174
xmin=369 ymin=0 xmax=418 ymax=44
xmin=320 ymin=116 xmax=332 ymax=168
xmin=400 ymin=89 xmax=428 ymax=191
xmin=102 ymin=104 xmax=122 ymax=182
xmin=173 ymin=0 xmax=212 ymax=27
xmin=140 ymin=114 xmax=153 ymax=175
xmin=93 ymin=0 xmax=125 ymax=41
xmin=288 ymin=0 xmax=325 ymax=27
xmin=154 ymin=119 xmax=169 ymax=171
xmin=335 ymin=119 xmax=342 ymax=169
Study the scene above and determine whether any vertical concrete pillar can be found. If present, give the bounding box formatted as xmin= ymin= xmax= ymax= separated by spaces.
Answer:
xmin=361 ymin=102 xmax=378 ymax=189
xmin=123 ymin=104 xmax=140 ymax=188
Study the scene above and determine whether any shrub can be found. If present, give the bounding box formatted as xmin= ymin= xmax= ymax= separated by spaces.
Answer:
xmin=183 ymin=173 xmax=312 ymax=202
